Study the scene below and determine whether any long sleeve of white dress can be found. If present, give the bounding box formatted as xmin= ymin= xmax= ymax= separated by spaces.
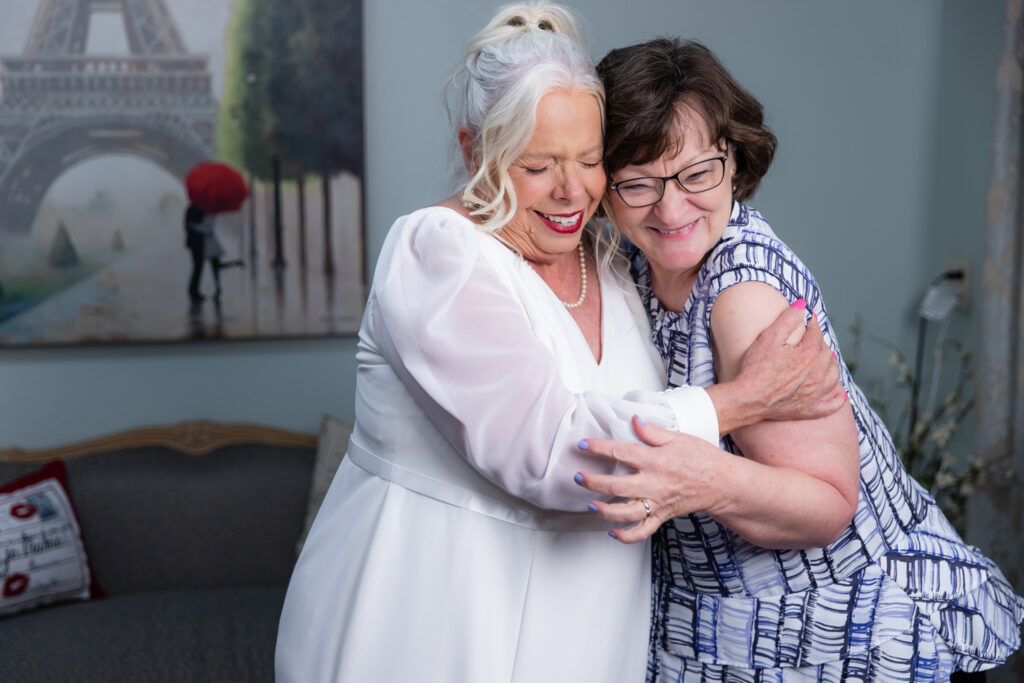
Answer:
xmin=363 ymin=208 xmax=719 ymax=511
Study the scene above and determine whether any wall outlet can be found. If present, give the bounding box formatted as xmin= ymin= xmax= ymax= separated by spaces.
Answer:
xmin=946 ymin=257 xmax=970 ymax=312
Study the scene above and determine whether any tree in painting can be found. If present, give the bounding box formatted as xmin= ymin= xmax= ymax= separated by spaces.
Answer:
xmin=219 ymin=0 xmax=363 ymax=275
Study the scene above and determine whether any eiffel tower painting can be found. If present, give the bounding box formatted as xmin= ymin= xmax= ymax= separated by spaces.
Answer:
xmin=0 ymin=0 xmax=365 ymax=347
xmin=0 ymin=0 xmax=218 ymax=234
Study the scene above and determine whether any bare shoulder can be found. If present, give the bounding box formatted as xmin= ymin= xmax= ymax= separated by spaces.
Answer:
xmin=710 ymin=281 xmax=791 ymax=354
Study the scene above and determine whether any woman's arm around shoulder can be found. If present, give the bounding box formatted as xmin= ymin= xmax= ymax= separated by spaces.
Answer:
xmin=367 ymin=207 xmax=708 ymax=510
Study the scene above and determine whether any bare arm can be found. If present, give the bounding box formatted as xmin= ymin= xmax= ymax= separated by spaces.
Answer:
xmin=575 ymin=415 xmax=856 ymax=547
xmin=575 ymin=283 xmax=859 ymax=548
xmin=706 ymin=300 xmax=845 ymax=436
xmin=702 ymin=281 xmax=860 ymax=547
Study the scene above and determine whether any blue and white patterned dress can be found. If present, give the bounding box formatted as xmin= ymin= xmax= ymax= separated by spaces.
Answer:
xmin=632 ymin=202 xmax=1024 ymax=682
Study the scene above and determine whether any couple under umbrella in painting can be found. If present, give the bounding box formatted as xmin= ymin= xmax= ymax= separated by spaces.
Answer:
xmin=184 ymin=161 xmax=248 ymax=302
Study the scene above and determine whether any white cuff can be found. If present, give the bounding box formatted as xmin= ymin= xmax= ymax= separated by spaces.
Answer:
xmin=662 ymin=386 xmax=720 ymax=446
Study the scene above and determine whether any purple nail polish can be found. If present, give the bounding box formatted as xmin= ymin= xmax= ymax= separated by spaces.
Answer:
xmin=588 ymin=503 xmax=598 ymax=513
xmin=573 ymin=472 xmax=583 ymax=485
xmin=636 ymin=416 xmax=645 ymax=426
xmin=608 ymin=530 xmax=618 ymax=539
xmin=578 ymin=439 xmax=589 ymax=450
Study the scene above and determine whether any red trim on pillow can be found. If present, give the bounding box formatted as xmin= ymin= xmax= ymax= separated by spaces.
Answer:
xmin=0 ymin=460 xmax=69 ymax=494
xmin=0 ymin=460 xmax=104 ymax=599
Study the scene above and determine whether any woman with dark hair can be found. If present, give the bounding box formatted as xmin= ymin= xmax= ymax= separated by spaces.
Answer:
xmin=575 ymin=38 xmax=1024 ymax=682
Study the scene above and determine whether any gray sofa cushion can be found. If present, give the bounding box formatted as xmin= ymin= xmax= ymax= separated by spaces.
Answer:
xmin=3 ymin=587 xmax=284 ymax=683
xmin=64 ymin=444 xmax=313 ymax=594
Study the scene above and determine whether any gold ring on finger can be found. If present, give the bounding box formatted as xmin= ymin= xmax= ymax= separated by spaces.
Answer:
xmin=637 ymin=497 xmax=652 ymax=518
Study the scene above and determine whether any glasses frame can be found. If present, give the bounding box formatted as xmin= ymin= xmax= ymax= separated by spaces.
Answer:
xmin=610 ymin=154 xmax=729 ymax=208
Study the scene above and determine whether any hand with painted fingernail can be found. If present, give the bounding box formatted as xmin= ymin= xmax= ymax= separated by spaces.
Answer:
xmin=575 ymin=416 xmax=724 ymax=544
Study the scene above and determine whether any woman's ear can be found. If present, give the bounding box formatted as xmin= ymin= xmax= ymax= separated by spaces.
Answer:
xmin=458 ymin=125 xmax=477 ymax=173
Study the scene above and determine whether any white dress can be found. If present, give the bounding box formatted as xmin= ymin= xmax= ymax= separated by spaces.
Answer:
xmin=275 ymin=206 xmax=720 ymax=683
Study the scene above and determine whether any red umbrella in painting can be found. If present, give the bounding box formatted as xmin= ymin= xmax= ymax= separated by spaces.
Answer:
xmin=185 ymin=161 xmax=250 ymax=214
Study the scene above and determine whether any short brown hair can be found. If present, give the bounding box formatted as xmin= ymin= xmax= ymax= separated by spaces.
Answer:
xmin=597 ymin=38 xmax=776 ymax=203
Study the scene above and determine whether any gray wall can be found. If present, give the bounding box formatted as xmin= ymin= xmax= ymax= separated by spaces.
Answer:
xmin=0 ymin=0 xmax=1004 ymax=450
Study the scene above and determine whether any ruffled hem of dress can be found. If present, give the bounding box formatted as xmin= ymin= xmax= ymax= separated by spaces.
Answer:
xmin=884 ymin=503 xmax=1024 ymax=668
xmin=658 ymin=562 xmax=920 ymax=668
xmin=654 ymin=505 xmax=1024 ymax=672
xmin=651 ymin=567 xmax=1023 ymax=681
xmin=922 ymin=548 xmax=1024 ymax=670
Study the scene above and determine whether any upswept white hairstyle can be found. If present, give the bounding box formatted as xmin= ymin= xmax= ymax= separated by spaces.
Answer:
xmin=447 ymin=2 xmax=604 ymax=233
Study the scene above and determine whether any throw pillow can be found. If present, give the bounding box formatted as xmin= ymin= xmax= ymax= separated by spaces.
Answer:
xmin=296 ymin=414 xmax=352 ymax=554
xmin=0 ymin=460 xmax=98 ymax=617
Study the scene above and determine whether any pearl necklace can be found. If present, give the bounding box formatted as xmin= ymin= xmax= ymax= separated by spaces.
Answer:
xmin=561 ymin=242 xmax=587 ymax=309
xmin=492 ymin=235 xmax=588 ymax=309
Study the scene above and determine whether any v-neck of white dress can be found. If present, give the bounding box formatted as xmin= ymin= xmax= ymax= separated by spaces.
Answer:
xmin=434 ymin=205 xmax=608 ymax=369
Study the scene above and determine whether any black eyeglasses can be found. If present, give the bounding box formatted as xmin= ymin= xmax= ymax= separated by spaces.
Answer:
xmin=610 ymin=155 xmax=729 ymax=208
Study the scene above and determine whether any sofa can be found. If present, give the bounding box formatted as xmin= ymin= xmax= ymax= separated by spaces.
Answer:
xmin=0 ymin=417 xmax=350 ymax=683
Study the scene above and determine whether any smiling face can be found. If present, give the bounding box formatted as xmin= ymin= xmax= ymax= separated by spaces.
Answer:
xmin=607 ymin=109 xmax=735 ymax=309
xmin=498 ymin=89 xmax=606 ymax=265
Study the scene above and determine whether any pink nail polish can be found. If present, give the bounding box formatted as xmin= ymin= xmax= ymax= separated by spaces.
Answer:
xmin=791 ymin=299 xmax=806 ymax=310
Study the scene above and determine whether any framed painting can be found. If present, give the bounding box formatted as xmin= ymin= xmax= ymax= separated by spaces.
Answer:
xmin=0 ymin=0 xmax=365 ymax=346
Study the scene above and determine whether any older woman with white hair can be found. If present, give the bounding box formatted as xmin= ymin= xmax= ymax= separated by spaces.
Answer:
xmin=274 ymin=4 xmax=844 ymax=682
